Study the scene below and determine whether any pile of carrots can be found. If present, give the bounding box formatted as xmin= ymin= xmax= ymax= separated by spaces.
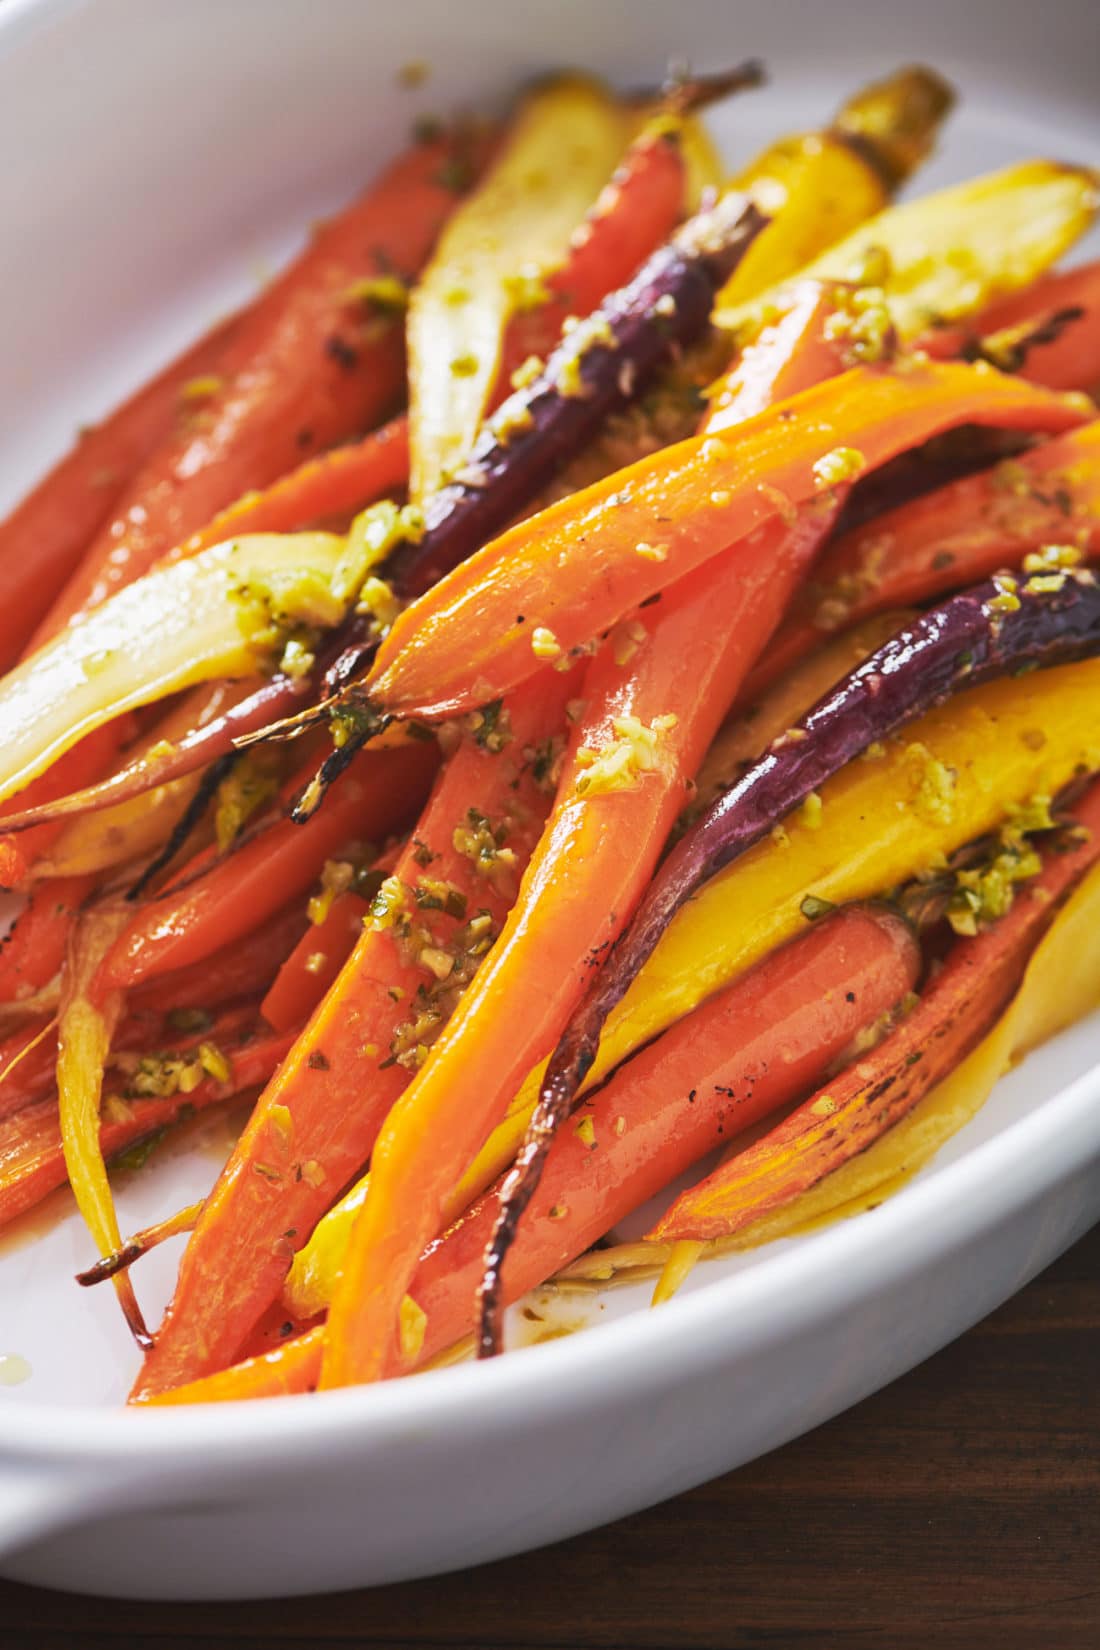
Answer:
xmin=1 ymin=58 xmax=1099 ymax=1405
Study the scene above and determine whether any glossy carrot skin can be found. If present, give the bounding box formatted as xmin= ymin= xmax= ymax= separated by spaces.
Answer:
xmin=703 ymin=280 xmax=852 ymax=431
xmin=0 ymin=1020 xmax=294 ymax=1230
xmin=131 ymin=677 xmax=571 ymax=1399
xmin=655 ymin=783 xmax=1100 ymax=1241
xmin=131 ymin=903 xmax=310 ymax=1019
xmin=259 ymin=839 xmax=404 ymax=1033
xmin=495 ymin=126 xmax=689 ymax=389
xmin=160 ymin=416 xmax=410 ymax=566
xmin=317 ymin=289 xmax=855 ymax=1388
xmin=366 ymin=363 xmax=1087 ymax=720
xmin=0 ymin=724 xmax=134 ymax=890
xmin=0 ymin=872 xmax=94 ymax=1004
xmin=922 ymin=256 xmax=1100 ymax=391
xmin=100 ymin=741 xmax=438 ymax=991
xmin=31 ymin=131 xmax=490 ymax=645
xmin=0 ymin=314 xmax=238 ymax=675
xmin=142 ymin=903 xmax=918 ymax=1402
xmin=748 ymin=419 xmax=1100 ymax=698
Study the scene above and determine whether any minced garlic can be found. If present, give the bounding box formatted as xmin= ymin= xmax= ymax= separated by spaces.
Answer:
xmin=399 ymin=1294 xmax=428 ymax=1362
xmin=573 ymin=713 xmax=678 ymax=797
xmin=813 ymin=446 xmax=867 ymax=490
xmin=531 ymin=625 xmax=562 ymax=660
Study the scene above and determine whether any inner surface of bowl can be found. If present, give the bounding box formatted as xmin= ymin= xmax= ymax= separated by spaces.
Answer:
xmin=0 ymin=0 xmax=1097 ymax=1417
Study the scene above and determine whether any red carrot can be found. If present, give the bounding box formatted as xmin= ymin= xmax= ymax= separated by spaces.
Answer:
xmin=31 ymin=128 xmax=491 ymax=643
xmin=99 ymin=741 xmax=438 ymax=992
xmin=0 ymin=313 xmax=238 ymax=674
xmin=130 ymin=674 xmax=572 ymax=1399
xmin=655 ymin=781 xmax=1100 ymax=1240
xmin=139 ymin=902 xmax=918 ymax=1402
xmin=746 ymin=419 xmax=1100 ymax=699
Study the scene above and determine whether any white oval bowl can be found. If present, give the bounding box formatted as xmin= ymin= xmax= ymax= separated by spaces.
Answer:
xmin=0 ymin=0 xmax=1097 ymax=1601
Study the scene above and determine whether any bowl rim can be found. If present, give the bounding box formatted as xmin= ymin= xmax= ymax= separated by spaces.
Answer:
xmin=1 ymin=0 xmax=1099 ymax=1479
xmin=0 ymin=1045 xmax=1096 ymax=1466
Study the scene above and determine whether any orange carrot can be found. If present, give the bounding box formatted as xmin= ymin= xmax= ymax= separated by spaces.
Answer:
xmin=364 ymin=363 xmax=1087 ymax=721
xmin=130 ymin=674 xmax=573 ymax=1398
xmin=131 ymin=903 xmax=310 ymax=1020
xmin=160 ymin=416 xmax=410 ymax=567
xmin=260 ymin=840 xmax=407 ymax=1033
xmin=31 ymin=129 xmax=491 ymax=645
xmin=0 ymin=723 xmax=136 ymax=890
xmin=746 ymin=418 xmax=1100 ymax=699
xmin=99 ymin=741 xmax=437 ymax=992
xmin=653 ymin=785 xmax=1100 ymax=1241
xmin=0 ymin=873 xmax=95 ymax=1005
xmin=703 ymin=279 xmax=853 ymax=430
xmin=316 ymin=283 xmax=857 ymax=1387
xmin=141 ymin=901 xmax=918 ymax=1402
xmin=0 ymin=314 xmax=238 ymax=674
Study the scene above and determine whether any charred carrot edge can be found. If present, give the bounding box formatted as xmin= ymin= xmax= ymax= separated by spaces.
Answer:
xmin=921 ymin=256 xmax=1100 ymax=391
xmin=746 ymin=419 xmax=1100 ymax=700
xmin=138 ymin=902 xmax=918 ymax=1403
xmin=129 ymin=674 xmax=573 ymax=1400
xmin=654 ymin=780 xmax=1100 ymax=1240
xmin=0 ymin=311 xmax=239 ymax=675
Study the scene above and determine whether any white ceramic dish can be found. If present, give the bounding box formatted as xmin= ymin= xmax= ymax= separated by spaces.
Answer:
xmin=0 ymin=0 xmax=1098 ymax=1602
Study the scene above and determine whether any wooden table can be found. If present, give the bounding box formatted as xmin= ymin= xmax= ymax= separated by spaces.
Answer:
xmin=3 ymin=1222 xmax=1097 ymax=1650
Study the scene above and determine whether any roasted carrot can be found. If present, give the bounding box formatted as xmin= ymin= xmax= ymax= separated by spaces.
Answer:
xmin=493 ymin=118 xmax=691 ymax=390
xmin=0 ymin=873 xmax=94 ymax=1005
xmin=259 ymin=864 xmax=387 ymax=1034
xmin=316 ymin=281 xmax=858 ymax=1386
xmin=703 ymin=280 xmax=857 ymax=431
xmin=363 ymin=363 xmax=1087 ymax=721
xmin=141 ymin=902 xmax=918 ymax=1401
xmin=921 ymin=256 xmax=1100 ymax=391
xmin=0 ymin=1019 xmax=295 ymax=1230
xmin=130 ymin=903 xmax=310 ymax=1020
xmin=159 ymin=415 xmax=410 ymax=566
xmin=99 ymin=740 xmax=437 ymax=992
xmin=259 ymin=890 xmax=368 ymax=1033
xmin=654 ymin=783 xmax=1100 ymax=1241
xmin=130 ymin=674 xmax=573 ymax=1398
xmin=0 ymin=725 xmax=134 ymax=890
xmin=748 ymin=419 xmax=1100 ymax=698
xmin=31 ymin=129 xmax=490 ymax=645
xmin=0 ymin=313 xmax=239 ymax=674
xmin=134 ymin=1326 xmax=325 ymax=1405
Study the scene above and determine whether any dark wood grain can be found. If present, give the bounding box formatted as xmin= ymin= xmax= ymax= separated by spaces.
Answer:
xmin=2 ymin=1222 xmax=1097 ymax=1650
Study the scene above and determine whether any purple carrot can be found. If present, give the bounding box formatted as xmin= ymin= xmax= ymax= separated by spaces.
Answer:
xmin=1 ymin=193 xmax=767 ymax=835
xmin=316 ymin=189 xmax=767 ymax=695
xmin=391 ymin=191 xmax=766 ymax=595
xmin=476 ymin=566 xmax=1100 ymax=1356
